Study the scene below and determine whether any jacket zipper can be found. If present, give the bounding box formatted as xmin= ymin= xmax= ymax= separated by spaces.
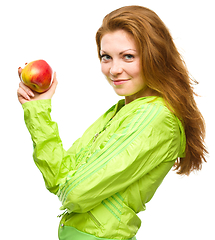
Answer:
xmin=93 ymin=133 xmax=100 ymax=142
xmin=57 ymin=210 xmax=68 ymax=218
xmin=88 ymin=211 xmax=101 ymax=227
xmin=93 ymin=117 xmax=113 ymax=143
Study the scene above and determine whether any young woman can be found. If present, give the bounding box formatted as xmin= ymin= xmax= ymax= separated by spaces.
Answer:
xmin=17 ymin=5 xmax=207 ymax=240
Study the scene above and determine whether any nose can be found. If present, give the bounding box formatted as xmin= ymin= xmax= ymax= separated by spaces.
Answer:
xmin=110 ymin=60 xmax=123 ymax=76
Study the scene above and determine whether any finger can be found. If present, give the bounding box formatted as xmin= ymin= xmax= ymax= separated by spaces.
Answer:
xmin=19 ymin=81 xmax=35 ymax=97
xmin=17 ymin=86 xmax=31 ymax=101
xmin=49 ymin=72 xmax=58 ymax=94
xmin=52 ymin=72 xmax=58 ymax=86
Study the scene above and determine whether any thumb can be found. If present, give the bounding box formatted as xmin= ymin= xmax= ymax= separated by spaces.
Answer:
xmin=49 ymin=72 xmax=58 ymax=95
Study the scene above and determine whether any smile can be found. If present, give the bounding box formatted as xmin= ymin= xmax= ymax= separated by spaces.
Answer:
xmin=110 ymin=78 xmax=130 ymax=85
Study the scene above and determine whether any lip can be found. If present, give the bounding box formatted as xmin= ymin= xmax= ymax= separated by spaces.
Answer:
xmin=110 ymin=78 xmax=130 ymax=85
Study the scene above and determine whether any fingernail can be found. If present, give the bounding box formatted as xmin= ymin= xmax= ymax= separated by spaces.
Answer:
xmin=29 ymin=91 xmax=34 ymax=97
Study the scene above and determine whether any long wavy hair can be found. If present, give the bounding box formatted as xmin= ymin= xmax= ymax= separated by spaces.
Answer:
xmin=96 ymin=5 xmax=208 ymax=175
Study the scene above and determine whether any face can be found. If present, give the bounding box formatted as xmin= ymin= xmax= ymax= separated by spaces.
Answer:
xmin=100 ymin=29 xmax=152 ymax=104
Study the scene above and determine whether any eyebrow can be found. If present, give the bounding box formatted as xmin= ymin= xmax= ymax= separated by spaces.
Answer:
xmin=100 ymin=49 xmax=137 ymax=55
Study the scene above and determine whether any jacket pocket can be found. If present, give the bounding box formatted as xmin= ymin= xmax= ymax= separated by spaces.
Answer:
xmin=88 ymin=211 xmax=101 ymax=228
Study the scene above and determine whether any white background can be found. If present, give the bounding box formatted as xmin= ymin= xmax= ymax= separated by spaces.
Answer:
xmin=0 ymin=0 xmax=214 ymax=239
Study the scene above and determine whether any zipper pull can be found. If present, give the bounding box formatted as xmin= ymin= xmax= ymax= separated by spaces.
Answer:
xmin=57 ymin=210 xmax=67 ymax=218
xmin=93 ymin=133 xmax=99 ymax=142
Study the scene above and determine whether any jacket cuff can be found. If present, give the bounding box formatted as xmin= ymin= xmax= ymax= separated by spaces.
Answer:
xmin=22 ymin=99 xmax=51 ymax=111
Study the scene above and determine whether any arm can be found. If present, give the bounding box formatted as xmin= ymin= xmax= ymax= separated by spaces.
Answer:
xmin=22 ymin=100 xmax=75 ymax=194
xmin=18 ymin=69 xmax=71 ymax=194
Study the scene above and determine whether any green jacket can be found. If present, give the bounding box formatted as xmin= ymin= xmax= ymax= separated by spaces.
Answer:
xmin=22 ymin=96 xmax=186 ymax=240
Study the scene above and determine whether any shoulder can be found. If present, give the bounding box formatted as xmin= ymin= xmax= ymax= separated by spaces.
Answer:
xmin=124 ymin=97 xmax=179 ymax=131
xmin=137 ymin=97 xmax=186 ymax=157
xmin=140 ymin=97 xmax=180 ymax=126
xmin=125 ymin=97 xmax=185 ymax=149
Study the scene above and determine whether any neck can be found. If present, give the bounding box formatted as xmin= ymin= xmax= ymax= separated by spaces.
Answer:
xmin=125 ymin=88 xmax=158 ymax=105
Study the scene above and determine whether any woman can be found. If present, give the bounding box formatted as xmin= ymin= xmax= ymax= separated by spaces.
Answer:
xmin=17 ymin=6 xmax=207 ymax=240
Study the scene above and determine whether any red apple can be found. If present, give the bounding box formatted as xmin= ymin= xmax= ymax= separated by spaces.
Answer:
xmin=21 ymin=59 xmax=53 ymax=93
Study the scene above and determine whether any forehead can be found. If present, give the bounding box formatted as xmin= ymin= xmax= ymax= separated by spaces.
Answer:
xmin=100 ymin=30 xmax=137 ymax=52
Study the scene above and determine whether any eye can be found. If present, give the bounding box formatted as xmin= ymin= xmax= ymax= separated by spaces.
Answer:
xmin=124 ymin=54 xmax=134 ymax=61
xmin=100 ymin=54 xmax=112 ymax=62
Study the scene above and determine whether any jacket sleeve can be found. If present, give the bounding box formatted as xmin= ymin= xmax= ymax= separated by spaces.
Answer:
xmin=22 ymin=99 xmax=78 ymax=194
xmin=57 ymin=102 xmax=183 ymax=213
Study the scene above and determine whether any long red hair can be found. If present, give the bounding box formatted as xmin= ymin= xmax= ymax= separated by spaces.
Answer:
xmin=96 ymin=5 xmax=208 ymax=175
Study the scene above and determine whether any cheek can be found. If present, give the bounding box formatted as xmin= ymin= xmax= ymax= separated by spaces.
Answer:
xmin=101 ymin=64 xmax=109 ymax=76
xmin=132 ymin=62 xmax=142 ymax=77
xmin=125 ymin=59 xmax=141 ymax=77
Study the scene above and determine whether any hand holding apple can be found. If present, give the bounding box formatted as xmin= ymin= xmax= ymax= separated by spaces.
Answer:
xmin=20 ymin=59 xmax=53 ymax=93
xmin=17 ymin=66 xmax=58 ymax=105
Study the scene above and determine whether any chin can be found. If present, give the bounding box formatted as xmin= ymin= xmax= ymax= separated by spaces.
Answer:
xmin=115 ymin=92 xmax=128 ymax=97
xmin=114 ymin=90 xmax=134 ymax=97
